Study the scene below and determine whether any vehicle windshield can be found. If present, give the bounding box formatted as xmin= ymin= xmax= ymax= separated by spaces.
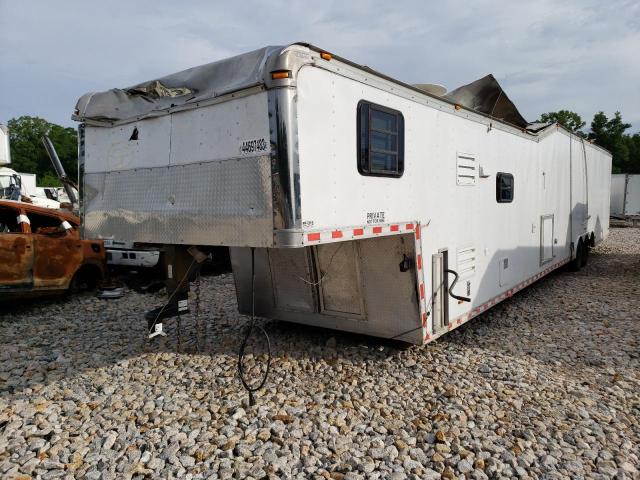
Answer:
xmin=0 ymin=174 xmax=21 ymax=199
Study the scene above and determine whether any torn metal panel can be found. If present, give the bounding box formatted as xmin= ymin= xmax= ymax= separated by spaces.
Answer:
xmin=444 ymin=74 xmax=528 ymax=128
xmin=73 ymin=45 xmax=284 ymax=124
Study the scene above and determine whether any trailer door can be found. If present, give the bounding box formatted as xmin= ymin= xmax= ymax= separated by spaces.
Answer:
xmin=540 ymin=214 xmax=554 ymax=264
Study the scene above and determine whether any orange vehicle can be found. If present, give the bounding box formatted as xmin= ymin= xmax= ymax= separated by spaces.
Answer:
xmin=0 ymin=199 xmax=106 ymax=300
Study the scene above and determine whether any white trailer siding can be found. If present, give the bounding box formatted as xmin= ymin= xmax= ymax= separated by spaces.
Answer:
xmin=295 ymin=64 xmax=608 ymax=336
xmin=586 ymin=145 xmax=612 ymax=240
xmin=626 ymin=175 xmax=640 ymax=215
xmin=611 ymin=174 xmax=626 ymax=215
xmin=611 ymin=174 xmax=640 ymax=216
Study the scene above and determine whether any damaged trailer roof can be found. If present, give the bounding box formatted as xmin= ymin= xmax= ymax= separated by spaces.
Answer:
xmin=443 ymin=74 xmax=528 ymax=128
xmin=73 ymin=45 xmax=284 ymax=124
xmin=73 ymin=42 xmax=542 ymax=132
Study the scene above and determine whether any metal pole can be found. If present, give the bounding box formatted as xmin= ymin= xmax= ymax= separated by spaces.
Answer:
xmin=41 ymin=135 xmax=79 ymax=206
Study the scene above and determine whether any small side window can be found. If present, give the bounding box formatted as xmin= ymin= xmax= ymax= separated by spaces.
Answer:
xmin=357 ymin=101 xmax=404 ymax=177
xmin=496 ymin=172 xmax=514 ymax=203
xmin=28 ymin=212 xmax=66 ymax=234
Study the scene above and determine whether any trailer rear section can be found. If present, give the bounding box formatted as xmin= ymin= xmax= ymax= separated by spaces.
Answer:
xmin=74 ymin=43 xmax=612 ymax=344
xmin=611 ymin=174 xmax=640 ymax=217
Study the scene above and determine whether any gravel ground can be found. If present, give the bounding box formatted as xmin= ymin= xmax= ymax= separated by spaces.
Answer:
xmin=1 ymin=228 xmax=639 ymax=480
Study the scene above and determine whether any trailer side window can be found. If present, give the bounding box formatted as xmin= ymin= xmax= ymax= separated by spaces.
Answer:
xmin=496 ymin=172 xmax=514 ymax=203
xmin=357 ymin=101 xmax=404 ymax=177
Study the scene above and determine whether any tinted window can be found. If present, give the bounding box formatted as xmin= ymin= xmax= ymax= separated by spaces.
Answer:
xmin=357 ymin=101 xmax=404 ymax=177
xmin=496 ymin=172 xmax=514 ymax=203
xmin=0 ymin=206 xmax=20 ymax=233
xmin=28 ymin=212 xmax=64 ymax=234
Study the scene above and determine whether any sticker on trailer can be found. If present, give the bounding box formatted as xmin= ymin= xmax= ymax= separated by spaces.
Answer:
xmin=366 ymin=212 xmax=386 ymax=224
xmin=239 ymin=137 xmax=269 ymax=156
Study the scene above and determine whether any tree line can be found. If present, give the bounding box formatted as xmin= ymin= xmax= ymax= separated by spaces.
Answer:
xmin=4 ymin=110 xmax=640 ymax=186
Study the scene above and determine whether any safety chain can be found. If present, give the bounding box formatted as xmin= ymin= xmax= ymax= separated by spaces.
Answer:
xmin=176 ymin=313 xmax=182 ymax=353
xmin=195 ymin=271 xmax=203 ymax=353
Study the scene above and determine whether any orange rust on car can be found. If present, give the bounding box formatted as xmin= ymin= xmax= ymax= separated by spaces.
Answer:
xmin=0 ymin=199 xmax=106 ymax=300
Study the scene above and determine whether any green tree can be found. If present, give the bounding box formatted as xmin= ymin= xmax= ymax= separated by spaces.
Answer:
xmin=622 ymin=133 xmax=640 ymax=174
xmin=588 ymin=111 xmax=632 ymax=173
xmin=7 ymin=116 xmax=77 ymax=187
xmin=537 ymin=110 xmax=586 ymax=135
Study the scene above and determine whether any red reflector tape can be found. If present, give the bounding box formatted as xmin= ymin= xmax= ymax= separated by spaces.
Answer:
xmin=373 ymin=226 xmax=382 ymax=234
xmin=331 ymin=230 xmax=343 ymax=239
xmin=405 ymin=223 xmax=414 ymax=230
xmin=307 ymin=233 xmax=321 ymax=241
xmin=353 ymin=228 xmax=364 ymax=236
xmin=415 ymin=226 xmax=421 ymax=240
xmin=390 ymin=225 xmax=399 ymax=232
xmin=417 ymin=254 xmax=422 ymax=270
xmin=419 ymin=283 xmax=425 ymax=299
xmin=422 ymin=312 xmax=426 ymax=327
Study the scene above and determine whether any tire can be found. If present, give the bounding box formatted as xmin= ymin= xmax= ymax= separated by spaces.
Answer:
xmin=569 ymin=240 xmax=583 ymax=272
xmin=580 ymin=236 xmax=589 ymax=268
xmin=69 ymin=267 xmax=99 ymax=294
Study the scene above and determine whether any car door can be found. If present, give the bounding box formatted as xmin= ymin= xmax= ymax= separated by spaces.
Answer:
xmin=0 ymin=204 xmax=34 ymax=289
xmin=28 ymin=211 xmax=83 ymax=290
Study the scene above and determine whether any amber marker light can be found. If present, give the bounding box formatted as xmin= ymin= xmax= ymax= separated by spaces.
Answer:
xmin=271 ymin=70 xmax=291 ymax=79
xmin=320 ymin=52 xmax=332 ymax=61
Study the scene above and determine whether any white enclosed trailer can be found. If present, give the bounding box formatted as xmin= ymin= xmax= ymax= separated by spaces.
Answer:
xmin=74 ymin=43 xmax=611 ymax=344
xmin=0 ymin=124 xmax=10 ymax=166
xmin=611 ymin=174 xmax=640 ymax=216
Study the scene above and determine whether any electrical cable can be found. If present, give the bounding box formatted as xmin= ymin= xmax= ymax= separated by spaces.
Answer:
xmin=237 ymin=247 xmax=272 ymax=406
xmin=444 ymin=268 xmax=471 ymax=303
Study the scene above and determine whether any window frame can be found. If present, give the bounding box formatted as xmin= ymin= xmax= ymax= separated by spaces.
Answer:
xmin=357 ymin=100 xmax=405 ymax=178
xmin=496 ymin=172 xmax=514 ymax=203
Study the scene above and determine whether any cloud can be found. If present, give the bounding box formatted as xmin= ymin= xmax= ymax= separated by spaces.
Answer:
xmin=0 ymin=0 xmax=638 ymax=132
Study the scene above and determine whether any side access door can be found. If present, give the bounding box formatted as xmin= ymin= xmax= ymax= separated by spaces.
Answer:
xmin=0 ymin=205 xmax=34 ymax=290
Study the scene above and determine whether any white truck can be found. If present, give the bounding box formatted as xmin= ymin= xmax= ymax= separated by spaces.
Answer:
xmin=73 ymin=43 xmax=611 ymax=344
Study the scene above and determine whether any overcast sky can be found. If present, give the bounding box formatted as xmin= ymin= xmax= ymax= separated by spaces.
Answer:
xmin=1 ymin=0 xmax=638 ymax=132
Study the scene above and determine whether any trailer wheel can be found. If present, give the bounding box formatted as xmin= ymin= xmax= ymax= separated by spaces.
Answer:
xmin=580 ymin=236 xmax=589 ymax=268
xmin=569 ymin=240 xmax=583 ymax=272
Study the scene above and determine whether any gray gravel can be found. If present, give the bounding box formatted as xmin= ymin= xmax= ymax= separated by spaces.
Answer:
xmin=1 ymin=227 xmax=639 ymax=479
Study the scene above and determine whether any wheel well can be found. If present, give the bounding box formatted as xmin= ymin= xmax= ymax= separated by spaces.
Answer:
xmin=72 ymin=263 xmax=103 ymax=289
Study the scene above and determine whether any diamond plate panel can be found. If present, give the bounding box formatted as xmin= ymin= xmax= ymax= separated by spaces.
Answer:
xmin=83 ymin=156 xmax=273 ymax=247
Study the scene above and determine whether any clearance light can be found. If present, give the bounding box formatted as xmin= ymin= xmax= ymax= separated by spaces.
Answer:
xmin=320 ymin=52 xmax=332 ymax=61
xmin=271 ymin=70 xmax=291 ymax=79
xmin=454 ymin=104 xmax=462 ymax=111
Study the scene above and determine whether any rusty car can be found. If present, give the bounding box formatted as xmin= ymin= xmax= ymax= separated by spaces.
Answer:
xmin=0 ymin=199 xmax=106 ymax=300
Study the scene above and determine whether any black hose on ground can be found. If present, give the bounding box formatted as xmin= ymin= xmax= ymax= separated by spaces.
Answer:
xmin=237 ymin=247 xmax=272 ymax=406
